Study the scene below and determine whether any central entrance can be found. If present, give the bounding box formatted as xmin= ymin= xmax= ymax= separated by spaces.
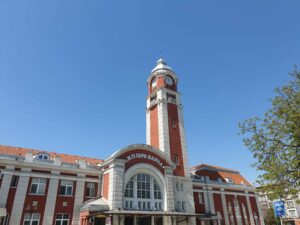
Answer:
xmin=124 ymin=216 xmax=163 ymax=225
xmin=137 ymin=216 xmax=151 ymax=225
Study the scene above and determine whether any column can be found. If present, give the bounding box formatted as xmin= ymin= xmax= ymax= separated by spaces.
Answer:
xmin=151 ymin=216 xmax=155 ymax=225
xmin=245 ymin=193 xmax=255 ymax=225
xmin=42 ymin=171 xmax=60 ymax=225
xmin=188 ymin=217 xmax=196 ymax=225
xmin=163 ymin=216 xmax=172 ymax=225
xmin=172 ymin=216 xmax=177 ymax=225
xmin=134 ymin=215 xmax=137 ymax=225
xmin=255 ymin=195 xmax=265 ymax=225
xmin=72 ymin=174 xmax=86 ymax=225
xmin=0 ymin=167 xmax=14 ymax=207
xmin=9 ymin=168 xmax=31 ymax=225
xmin=113 ymin=215 xmax=119 ymax=225
xmin=119 ymin=215 xmax=125 ymax=225
xmin=220 ymin=189 xmax=230 ymax=225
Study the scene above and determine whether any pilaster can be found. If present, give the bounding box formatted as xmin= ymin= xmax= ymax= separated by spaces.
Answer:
xmin=9 ymin=168 xmax=31 ymax=225
xmin=176 ymin=94 xmax=190 ymax=177
xmin=107 ymin=160 xmax=125 ymax=210
xmin=0 ymin=167 xmax=14 ymax=207
xmin=255 ymin=195 xmax=265 ymax=225
xmin=42 ymin=171 xmax=60 ymax=225
xmin=72 ymin=173 xmax=86 ymax=225
xmin=157 ymin=89 xmax=171 ymax=160
xmin=246 ymin=193 xmax=255 ymax=225
xmin=221 ymin=189 xmax=230 ymax=225
xmin=164 ymin=167 xmax=175 ymax=211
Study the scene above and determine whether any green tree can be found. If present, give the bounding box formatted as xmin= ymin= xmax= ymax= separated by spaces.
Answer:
xmin=264 ymin=207 xmax=279 ymax=225
xmin=239 ymin=68 xmax=300 ymax=200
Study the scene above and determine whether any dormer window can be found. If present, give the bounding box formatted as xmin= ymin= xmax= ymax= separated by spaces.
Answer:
xmin=225 ymin=178 xmax=234 ymax=183
xmin=36 ymin=153 xmax=50 ymax=160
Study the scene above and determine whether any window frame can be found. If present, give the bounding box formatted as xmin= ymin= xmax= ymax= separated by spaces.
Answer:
xmin=23 ymin=213 xmax=40 ymax=225
xmin=10 ymin=175 xmax=19 ymax=188
xmin=59 ymin=180 xmax=74 ymax=196
xmin=29 ymin=178 xmax=47 ymax=195
xmin=55 ymin=213 xmax=69 ymax=225
xmin=86 ymin=182 xmax=96 ymax=198
xmin=123 ymin=173 xmax=163 ymax=211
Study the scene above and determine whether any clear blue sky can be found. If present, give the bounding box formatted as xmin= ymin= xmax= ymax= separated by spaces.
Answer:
xmin=0 ymin=0 xmax=299 ymax=183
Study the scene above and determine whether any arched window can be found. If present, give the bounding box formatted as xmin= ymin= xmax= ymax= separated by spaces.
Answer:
xmin=124 ymin=173 xmax=163 ymax=211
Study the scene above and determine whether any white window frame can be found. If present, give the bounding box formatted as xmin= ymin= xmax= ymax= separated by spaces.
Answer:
xmin=23 ymin=213 xmax=40 ymax=225
xmin=30 ymin=178 xmax=47 ymax=195
xmin=86 ymin=182 xmax=96 ymax=198
xmin=286 ymin=200 xmax=294 ymax=208
xmin=287 ymin=209 xmax=297 ymax=218
xmin=59 ymin=180 xmax=74 ymax=196
xmin=123 ymin=173 xmax=163 ymax=211
xmin=55 ymin=213 xmax=69 ymax=225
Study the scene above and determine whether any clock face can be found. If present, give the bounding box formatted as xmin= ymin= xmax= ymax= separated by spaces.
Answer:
xmin=165 ymin=76 xmax=173 ymax=86
xmin=151 ymin=78 xmax=157 ymax=88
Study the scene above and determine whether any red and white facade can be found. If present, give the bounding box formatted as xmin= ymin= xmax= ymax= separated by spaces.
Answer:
xmin=0 ymin=58 xmax=264 ymax=225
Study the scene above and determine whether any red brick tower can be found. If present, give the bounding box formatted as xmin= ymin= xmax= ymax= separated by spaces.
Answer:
xmin=146 ymin=58 xmax=189 ymax=177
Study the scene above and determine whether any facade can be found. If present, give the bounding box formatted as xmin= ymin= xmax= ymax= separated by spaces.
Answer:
xmin=258 ymin=190 xmax=300 ymax=225
xmin=0 ymin=58 xmax=264 ymax=225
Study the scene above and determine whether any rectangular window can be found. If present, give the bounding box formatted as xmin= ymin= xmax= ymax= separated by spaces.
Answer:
xmin=23 ymin=213 xmax=40 ymax=225
xmin=55 ymin=214 xmax=69 ymax=225
xmin=198 ymin=193 xmax=204 ymax=204
xmin=288 ymin=209 xmax=297 ymax=218
xmin=30 ymin=178 xmax=47 ymax=195
xmin=10 ymin=175 xmax=19 ymax=188
xmin=286 ymin=200 xmax=294 ymax=208
xmin=182 ymin=202 xmax=186 ymax=212
xmin=86 ymin=182 xmax=96 ymax=197
xmin=59 ymin=180 xmax=74 ymax=196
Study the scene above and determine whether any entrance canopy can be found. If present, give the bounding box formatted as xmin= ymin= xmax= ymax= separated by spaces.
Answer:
xmin=81 ymin=198 xmax=110 ymax=212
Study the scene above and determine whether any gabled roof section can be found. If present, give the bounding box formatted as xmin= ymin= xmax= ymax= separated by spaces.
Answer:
xmin=0 ymin=145 xmax=103 ymax=166
xmin=191 ymin=164 xmax=240 ymax=174
xmin=191 ymin=163 xmax=252 ymax=187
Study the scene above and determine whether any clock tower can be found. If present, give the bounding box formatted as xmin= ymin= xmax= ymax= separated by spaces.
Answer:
xmin=146 ymin=58 xmax=190 ymax=177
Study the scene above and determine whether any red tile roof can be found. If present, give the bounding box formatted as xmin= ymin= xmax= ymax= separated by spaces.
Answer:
xmin=191 ymin=164 xmax=252 ymax=186
xmin=0 ymin=145 xmax=103 ymax=166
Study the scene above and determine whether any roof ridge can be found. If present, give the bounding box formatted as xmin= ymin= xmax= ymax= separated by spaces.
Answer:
xmin=191 ymin=163 xmax=239 ymax=173
xmin=0 ymin=144 xmax=103 ymax=163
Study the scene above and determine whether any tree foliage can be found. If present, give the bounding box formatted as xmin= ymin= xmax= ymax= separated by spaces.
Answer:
xmin=264 ymin=207 xmax=279 ymax=225
xmin=239 ymin=68 xmax=300 ymax=200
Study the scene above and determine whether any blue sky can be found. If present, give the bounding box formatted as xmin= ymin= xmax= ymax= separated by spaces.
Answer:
xmin=0 ymin=0 xmax=299 ymax=183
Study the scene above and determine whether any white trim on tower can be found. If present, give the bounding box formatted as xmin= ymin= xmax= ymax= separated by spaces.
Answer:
xmin=176 ymin=93 xmax=190 ymax=177
xmin=157 ymin=89 xmax=171 ymax=160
